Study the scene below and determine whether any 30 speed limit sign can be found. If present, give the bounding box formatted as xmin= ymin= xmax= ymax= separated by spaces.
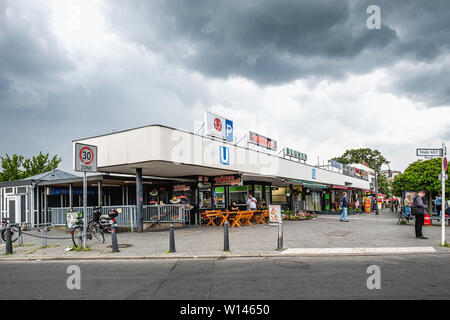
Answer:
xmin=75 ymin=143 xmax=98 ymax=172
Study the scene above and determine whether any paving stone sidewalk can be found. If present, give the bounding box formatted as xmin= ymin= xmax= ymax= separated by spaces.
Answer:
xmin=1 ymin=209 xmax=449 ymax=260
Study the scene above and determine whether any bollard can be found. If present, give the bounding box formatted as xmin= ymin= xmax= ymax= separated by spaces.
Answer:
xmin=18 ymin=231 xmax=23 ymax=247
xmin=5 ymin=225 xmax=13 ymax=255
xmin=277 ymin=220 xmax=283 ymax=250
xmin=169 ymin=224 xmax=176 ymax=253
xmin=224 ymin=221 xmax=230 ymax=252
xmin=41 ymin=227 xmax=47 ymax=247
xmin=111 ymin=224 xmax=120 ymax=253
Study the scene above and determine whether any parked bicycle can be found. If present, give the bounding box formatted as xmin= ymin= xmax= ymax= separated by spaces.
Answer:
xmin=69 ymin=208 xmax=119 ymax=248
xmin=0 ymin=218 xmax=22 ymax=243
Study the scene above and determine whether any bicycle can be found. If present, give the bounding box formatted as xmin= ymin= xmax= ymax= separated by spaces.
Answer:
xmin=0 ymin=218 xmax=22 ymax=243
xmin=69 ymin=211 xmax=105 ymax=248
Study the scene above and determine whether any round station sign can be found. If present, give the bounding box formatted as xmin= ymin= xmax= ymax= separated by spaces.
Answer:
xmin=74 ymin=143 xmax=98 ymax=172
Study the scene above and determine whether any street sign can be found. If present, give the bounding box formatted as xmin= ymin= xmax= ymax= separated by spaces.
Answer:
xmin=75 ymin=143 xmax=98 ymax=172
xmin=444 ymin=157 xmax=448 ymax=171
xmin=416 ymin=148 xmax=443 ymax=157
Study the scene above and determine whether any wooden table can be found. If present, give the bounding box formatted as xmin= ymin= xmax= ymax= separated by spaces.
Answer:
xmin=229 ymin=210 xmax=254 ymax=228
xmin=204 ymin=210 xmax=223 ymax=226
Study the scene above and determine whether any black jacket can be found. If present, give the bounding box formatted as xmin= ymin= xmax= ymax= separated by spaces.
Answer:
xmin=412 ymin=195 xmax=426 ymax=215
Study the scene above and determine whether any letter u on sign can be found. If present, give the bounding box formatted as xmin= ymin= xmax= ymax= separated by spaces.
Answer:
xmin=220 ymin=146 xmax=230 ymax=165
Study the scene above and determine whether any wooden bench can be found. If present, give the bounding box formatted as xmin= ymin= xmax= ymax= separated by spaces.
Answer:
xmin=204 ymin=210 xmax=223 ymax=226
xmin=255 ymin=210 xmax=269 ymax=224
xmin=230 ymin=211 xmax=254 ymax=228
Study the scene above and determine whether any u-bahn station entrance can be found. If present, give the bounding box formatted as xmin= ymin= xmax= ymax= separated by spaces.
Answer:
xmin=0 ymin=124 xmax=371 ymax=231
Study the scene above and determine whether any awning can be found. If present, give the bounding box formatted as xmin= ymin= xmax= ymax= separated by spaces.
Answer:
xmin=332 ymin=185 xmax=348 ymax=190
xmin=287 ymin=179 xmax=328 ymax=189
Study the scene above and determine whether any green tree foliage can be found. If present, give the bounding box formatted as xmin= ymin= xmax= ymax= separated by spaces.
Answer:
xmin=392 ymin=158 xmax=449 ymax=196
xmin=0 ymin=152 xmax=62 ymax=182
xmin=377 ymin=174 xmax=390 ymax=196
xmin=332 ymin=148 xmax=388 ymax=171
xmin=22 ymin=152 xmax=62 ymax=177
xmin=0 ymin=154 xmax=25 ymax=181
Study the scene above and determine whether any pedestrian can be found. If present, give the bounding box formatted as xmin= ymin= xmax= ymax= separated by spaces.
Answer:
xmin=404 ymin=195 xmax=412 ymax=218
xmin=339 ymin=192 xmax=349 ymax=222
xmin=394 ymin=199 xmax=399 ymax=212
xmin=435 ymin=194 xmax=442 ymax=218
xmin=355 ymin=199 xmax=360 ymax=214
xmin=247 ymin=194 xmax=257 ymax=211
xmin=412 ymin=190 xmax=428 ymax=239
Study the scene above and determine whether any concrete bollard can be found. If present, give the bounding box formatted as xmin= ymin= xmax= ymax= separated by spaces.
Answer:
xmin=169 ymin=224 xmax=176 ymax=253
xmin=277 ymin=220 xmax=283 ymax=250
xmin=224 ymin=221 xmax=230 ymax=252
xmin=111 ymin=224 xmax=120 ymax=253
xmin=5 ymin=226 xmax=13 ymax=255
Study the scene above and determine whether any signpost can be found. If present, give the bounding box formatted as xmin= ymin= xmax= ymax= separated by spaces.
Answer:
xmin=419 ymin=145 xmax=447 ymax=246
xmin=74 ymin=143 xmax=98 ymax=249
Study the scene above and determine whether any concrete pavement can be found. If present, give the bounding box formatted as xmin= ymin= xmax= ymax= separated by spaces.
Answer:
xmin=1 ymin=209 xmax=449 ymax=260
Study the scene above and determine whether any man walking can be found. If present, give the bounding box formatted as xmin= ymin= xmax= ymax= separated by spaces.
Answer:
xmin=413 ymin=190 xmax=428 ymax=239
xmin=339 ymin=192 xmax=349 ymax=222
xmin=436 ymin=194 xmax=442 ymax=218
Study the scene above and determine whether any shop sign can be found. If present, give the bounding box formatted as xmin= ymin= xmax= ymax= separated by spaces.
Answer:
xmin=212 ymin=175 xmax=242 ymax=186
xmin=285 ymin=148 xmax=307 ymax=161
xmin=205 ymin=111 xmax=233 ymax=142
xmin=269 ymin=205 xmax=282 ymax=224
xmin=219 ymin=146 xmax=230 ymax=165
xmin=330 ymin=160 xmax=342 ymax=169
xmin=173 ymin=184 xmax=191 ymax=192
xmin=248 ymin=131 xmax=277 ymax=151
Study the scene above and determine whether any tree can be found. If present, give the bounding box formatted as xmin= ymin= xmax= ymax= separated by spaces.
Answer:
xmin=332 ymin=148 xmax=388 ymax=171
xmin=22 ymin=152 xmax=62 ymax=178
xmin=0 ymin=154 xmax=25 ymax=181
xmin=0 ymin=152 xmax=62 ymax=182
xmin=392 ymin=158 xmax=449 ymax=213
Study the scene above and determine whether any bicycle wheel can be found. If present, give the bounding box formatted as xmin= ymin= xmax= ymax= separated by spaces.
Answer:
xmin=71 ymin=226 xmax=84 ymax=248
xmin=1 ymin=225 xmax=21 ymax=242
xmin=88 ymin=222 xmax=105 ymax=244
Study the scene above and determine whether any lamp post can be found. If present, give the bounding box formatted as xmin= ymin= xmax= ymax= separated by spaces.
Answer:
xmin=374 ymin=158 xmax=379 ymax=215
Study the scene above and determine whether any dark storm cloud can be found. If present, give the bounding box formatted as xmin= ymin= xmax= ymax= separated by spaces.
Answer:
xmin=107 ymin=0 xmax=450 ymax=106
xmin=0 ymin=0 xmax=72 ymax=111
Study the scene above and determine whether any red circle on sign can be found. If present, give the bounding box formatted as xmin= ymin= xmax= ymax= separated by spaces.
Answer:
xmin=79 ymin=147 xmax=94 ymax=165
xmin=214 ymin=118 xmax=222 ymax=132
xmin=445 ymin=157 xmax=448 ymax=171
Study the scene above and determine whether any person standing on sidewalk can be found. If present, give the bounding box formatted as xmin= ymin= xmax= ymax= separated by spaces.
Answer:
xmin=413 ymin=190 xmax=428 ymax=239
xmin=404 ymin=195 xmax=412 ymax=218
xmin=435 ymin=194 xmax=442 ymax=218
xmin=339 ymin=192 xmax=349 ymax=222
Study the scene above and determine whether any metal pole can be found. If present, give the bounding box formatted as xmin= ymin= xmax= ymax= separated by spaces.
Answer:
xmin=169 ymin=224 xmax=176 ymax=253
xmin=224 ymin=221 xmax=230 ymax=251
xmin=83 ymin=172 xmax=87 ymax=249
xmin=111 ymin=224 xmax=119 ymax=253
xmin=69 ymin=184 xmax=73 ymax=211
xmin=374 ymin=158 xmax=379 ymax=215
xmin=442 ymin=142 xmax=446 ymax=246
xmin=5 ymin=225 xmax=13 ymax=254
xmin=98 ymin=181 xmax=102 ymax=207
xmin=41 ymin=226 xmax=47 ymax=247
xmin=277 ymin=220 xmax=283 ymax=250
xmin=136 ymin=168 xmax=143 ymax=233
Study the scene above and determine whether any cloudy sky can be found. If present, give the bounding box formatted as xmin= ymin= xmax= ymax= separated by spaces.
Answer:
xmin=1 ymin=0 xmax=449 ymax=173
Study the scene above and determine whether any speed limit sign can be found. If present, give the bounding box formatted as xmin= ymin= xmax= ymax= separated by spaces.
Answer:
xmin=75 ymin=143 xmax=98 ymax=172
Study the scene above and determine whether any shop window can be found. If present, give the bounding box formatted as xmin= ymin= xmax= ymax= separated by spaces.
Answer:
xmin=16 ymin=187 xmax=27 ymax=194
xmin=229 ymin=186 xmax=249 ymax=205
xmin=199 ymin=186 xmax=211 ymax=209
xmin=214 ymin=187 xmax=225 ymax=209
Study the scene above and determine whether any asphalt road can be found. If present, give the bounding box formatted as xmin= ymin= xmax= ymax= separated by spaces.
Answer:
xmin=1 ymin=254 xmax=450 ymax=300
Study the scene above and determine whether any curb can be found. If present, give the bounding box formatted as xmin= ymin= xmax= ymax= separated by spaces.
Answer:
xmin=0 ymin=249 xmax=446 ymax=262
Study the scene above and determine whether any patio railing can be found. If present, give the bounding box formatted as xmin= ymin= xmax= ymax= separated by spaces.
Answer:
xmin=48 ymin=204 xmax=190 ymax=229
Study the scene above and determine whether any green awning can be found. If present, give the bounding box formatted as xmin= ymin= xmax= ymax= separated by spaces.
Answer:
xmin=286 ymin=179 xmax=328 ymax=189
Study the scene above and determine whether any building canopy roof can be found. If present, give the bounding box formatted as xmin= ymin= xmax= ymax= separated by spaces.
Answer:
xmin=20 ymin=170 xmax=79 ymax=182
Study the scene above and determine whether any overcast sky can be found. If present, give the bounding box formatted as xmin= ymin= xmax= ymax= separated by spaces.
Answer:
xmin=1 ymin=0 xmax=449 ymax=174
